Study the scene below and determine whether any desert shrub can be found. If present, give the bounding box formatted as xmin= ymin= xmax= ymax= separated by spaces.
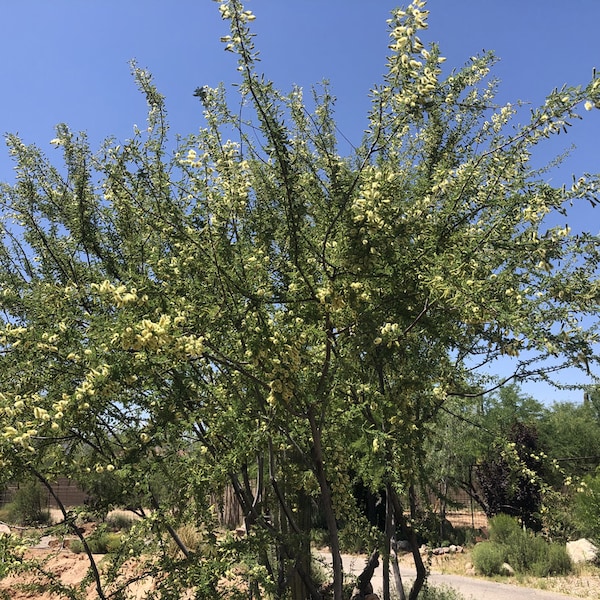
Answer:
xmin=488 ymin=513 xmax=521 ymax=545
xmin=473 ymin=517 xmax=573 ymax=578
xmin=69 ymin=538 xmax=86 ymax=554
xmin=531 ymin=543 xmax=572 ymax=577
xmin=415 ymin=584 xmax=466 ymax=600
xmin=173 ymin=524 xmax=204 ymax=554
xmin=105 ymin=512 xmax=135 ymax=532
xmin=70 ymin=529 xmax=122 ymax=554
xmin=167 ymin=523 xmax=222 ymax=557
xmin=471 ymin=541 xmax=506 ymax=576
xmin=5 ymin=480 xmax=50 ymax=526
xmin=504 ymin=531 xmax=546 ymax=573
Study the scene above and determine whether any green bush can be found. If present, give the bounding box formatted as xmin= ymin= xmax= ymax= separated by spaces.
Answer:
xmin=531 ymin=543 xmax=572 ymax=577
xmin=5 ymin=480 xmax=50 ymax=526
xmin=504 ymin=531 xmax=546 ymax=573
xmin=488 ymin=513 xmax=521 ymax=545
xmin=471 ymin=541 xmax=506 ymax=576
xmin=70 ymin=530 xmax=122 ymax=554
xmin=473 ymin=517 xmax=573 ymax=578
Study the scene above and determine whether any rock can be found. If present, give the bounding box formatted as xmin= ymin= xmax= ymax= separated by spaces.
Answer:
xmin=0 ymin=523 xmax=11 ymax=535
xmin=567 ymin=538 xmax=599 ymax=564
xmin=500 ymin=562 xmax=515 ymax=576
xmin=396 ymin=539 xmax=411 ymax=551
xmin=31 ymin=535 xmax=53 ymax=549
xmin=448 ymin=544 xmax=457 ymax=553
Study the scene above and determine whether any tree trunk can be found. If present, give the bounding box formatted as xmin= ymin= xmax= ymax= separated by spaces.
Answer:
xmin=389 ymin=487 xmax=427 ymax=600
xmin=289 ymin=491 xmax=312 ymax=600
xmin=390 ymin=540 xmax=406 ymax=600
xmin=309 ymin=409 xmax=343 ymax=600
xmin=382 ymin=488 xmax=392 ymax=600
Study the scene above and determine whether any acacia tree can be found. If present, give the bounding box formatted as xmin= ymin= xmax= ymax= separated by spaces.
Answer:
xmin=1 ymin=1 xmax=600 ymax=599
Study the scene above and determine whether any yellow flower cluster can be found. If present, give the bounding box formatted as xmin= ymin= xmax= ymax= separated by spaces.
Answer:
xmin=265 ymin=330 xmax=305 ymax=406
xmin=119 ymin=313 xmax=204 ymax=358
xmin=91 ymin=280 xmax=144 ymax=308
xmin=490 ymin=102 xmax=516 ymax=133
xmin=0 ymin=324 xmax=29 ymax=349
xmin=377 ymin=321 xmax=401 ymax=348
xmin=385 ymin=0 xmax=446 ymax=109
xmin=180 ymin=148 xmax=208 ymax=168
xmin=218 ymin=1 xmax=255 ymax=24
xmin=121 ymin=314 xmax=173 ymax=352
xmin=352 ymin=167 xmax=396 ymax=239
xmin=0 ymin=393 xmax=48 ymax=452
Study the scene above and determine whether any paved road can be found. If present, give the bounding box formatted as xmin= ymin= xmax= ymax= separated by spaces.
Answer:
xmin=425 ymin=573 xmax=578 ymax=600
xmin=319 ymin=553 xmax=579 ymax=600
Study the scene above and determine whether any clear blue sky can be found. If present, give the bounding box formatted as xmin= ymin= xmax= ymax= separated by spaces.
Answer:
xmin=1 ymin=1 xmax=599 ymax=404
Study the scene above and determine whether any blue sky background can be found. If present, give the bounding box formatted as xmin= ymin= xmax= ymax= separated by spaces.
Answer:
xmin=1 ymin=1 xmax=600 ymax=404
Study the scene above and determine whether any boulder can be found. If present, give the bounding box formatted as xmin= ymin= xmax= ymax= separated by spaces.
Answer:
xmin=500 ymin=562 xmax=515 ymax=576
xmin=567 ymin=538 xmax=598 ymax=564
xmin=0 ymin=523 xmax=11 ymax=535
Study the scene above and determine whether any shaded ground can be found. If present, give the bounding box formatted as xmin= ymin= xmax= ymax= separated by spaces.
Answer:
xmin=1 ymin=546 xmax=598 ymax=600
xmin=1 ymin=510 xmax=598 ymax=600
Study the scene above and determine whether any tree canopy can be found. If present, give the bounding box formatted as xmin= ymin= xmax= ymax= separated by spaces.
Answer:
xmin=1 ymin=1 xmax=600 ymax=599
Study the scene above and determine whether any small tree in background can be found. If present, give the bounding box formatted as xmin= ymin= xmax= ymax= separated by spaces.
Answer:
xmin=476 ymin=422 xmax=544 ymax=531
xmin=574 ymin=470 xmax=600 ymax=542
xmin=1 ymin=1 xmax=600 ymax=599
xmin=5 ymin=478 xmax=50 ymax=526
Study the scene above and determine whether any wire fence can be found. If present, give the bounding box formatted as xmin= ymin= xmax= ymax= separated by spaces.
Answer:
xmin=1 ymin=478 xmax=487 ymax=532
xmin=0 ymin=477 xmax=89 ymax=510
